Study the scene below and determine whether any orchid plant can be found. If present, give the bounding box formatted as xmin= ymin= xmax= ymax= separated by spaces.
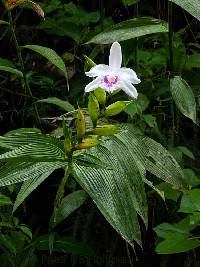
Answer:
xmin=0 ymin=1 xmax=188 ymax=260
xmin=85 ymin=41 xmax=141 ymax=99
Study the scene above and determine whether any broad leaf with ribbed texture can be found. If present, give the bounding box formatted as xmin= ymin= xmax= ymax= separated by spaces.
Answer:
xmin=170 ymin=76 xmax=196 ymax=123
xmin=21 ymin=45 xmax=67 ymax=79
xmin=0 ymin=128 xmax=54 ymax=149
xmin=118 ymin=124 xmax=185 ymax=187
xmin=72 ymin=124 xmax=184 ymax=246
xmin=13 ymin=162 xmax=66 ymax=212
xmin=0 ymin=66 xmax=23 ymax=77
xmin=54 ymin=190 xmax=88 ymax=226
xmin=73 ymin=141 xmax=148 ymax=246
xmin=0 ymin=142 xmax=65 ymax=162
xmin=0 ymin=161 xmax=65 ymax=186
xmin=170 ymin=0 xmax=200 ymax=21
xmin=87 ymin=17 xmax=168 ymax=44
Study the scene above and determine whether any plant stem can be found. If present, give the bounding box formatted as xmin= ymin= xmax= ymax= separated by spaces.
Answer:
xmin=168 ymin=0 xmax=174 ymax=73
xmin=168 ymin=1 xmax=176 ymax=146
xmin=134 ymin=3 xmax=139 ymax=72
xmin=49 ymin=165 xmax=71 ymax=230
xmin=7 ymin=10 xmax=41 ymax=127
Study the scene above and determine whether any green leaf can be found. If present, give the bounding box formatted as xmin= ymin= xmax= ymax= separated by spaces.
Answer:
xmin=183 ymin=169 xmax=200 ymax=187
xmin=87 ymin=17 xmax=168 ymax=44
xmin=13 ymin=162 xmax=66 ymax=211
xmin=154 ymin=217 xmax=200 ymax=254
xmin=21 ymin=45 xmax=67 ymax=79
xmin=185 ymin=54 xmax=200 ymax=69
xmin=179 ymin=189 xmax=200 ymax=213
xmin=170 ymin=76 xmax=196 ymax=123
xmin=177 ymin=146 xmax=195 ymax=160
xmin=73 ymin=128 xmax=151 ymax=246
xmin=170 ymin=0 xmax=200 ymax=21
xmin=0 ymin=193 xmax=12 ymax=206
xmin=155 ymin=234 xmax=200 ymax=254
xmin=55 ymin=190 xmax=88 ymax=226
xmin=0 ymin=142 xmax=65 ymax=162
xmin=18 ymin=225 xmax=32 ymax=240
xmin=88 ymin=93 xmax=100 ymax=127
xmin=118 ymin=124 xmax=184 ymax=187
xmin=0 ymin=161 xmax=65 ymax=187
xmin=0 ymin=66 xmax=23 ymax=77
xmin=142 ymin=114 xmax=157 ymax=128
xmin=0 ymin=58 xmax=15 ymax=68
xmin=156 ymin=182 xmax=181 ymax=201
xmin=104 ymin=101 xmax=129 ymax=116
xmin=37 ymin=97 xmax=74 ymax=112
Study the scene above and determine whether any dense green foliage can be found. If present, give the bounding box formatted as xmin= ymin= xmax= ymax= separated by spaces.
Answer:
xmin=0 ymin=0 xmax=200 ymax=266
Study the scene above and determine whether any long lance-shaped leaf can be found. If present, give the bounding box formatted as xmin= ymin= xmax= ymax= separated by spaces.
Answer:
xmin=117 ymin=125 xmax=185 ymax=187
xmin=37 ymin=97 xmax=74 ymax=112
xmin=21 ymin=45 xmax=67 ymax=79
xmin=0 ymin=66 xmax=23 ymax=77
xmin=87 ymin=17 xmax=168 ymax=44
xmin=0 ymin=161 xmax=64 ymax=186
xmin=13 ymin=162 xmax=66 ymax=212
xmin=0 ymin=143 xmax=66 ymax=162
xmin=170 ymin=76 xmax=196 ymax=123
xmin=0 ymin=128 xmax=57 ymax=149
xmin=170 ymin=0 xmax=200 ymax=21
xmin=72 ymin=144 xmax=143 ymax=247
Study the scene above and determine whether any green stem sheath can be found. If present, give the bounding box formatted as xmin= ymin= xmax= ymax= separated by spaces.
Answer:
xmin=49 ymin=165 xmax=71 ymax=230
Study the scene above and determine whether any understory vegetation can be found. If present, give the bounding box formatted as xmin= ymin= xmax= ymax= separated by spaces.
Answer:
xmin=0 ymin=0 xmax=200 ymax=266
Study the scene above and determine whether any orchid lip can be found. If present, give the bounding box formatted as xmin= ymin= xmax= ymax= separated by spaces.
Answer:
xmin=103 ymin=75 xmax=118 ymax=88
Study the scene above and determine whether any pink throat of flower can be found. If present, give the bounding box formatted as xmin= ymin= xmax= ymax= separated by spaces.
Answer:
xmin=103 ymin=75 xmax=118 ymax=87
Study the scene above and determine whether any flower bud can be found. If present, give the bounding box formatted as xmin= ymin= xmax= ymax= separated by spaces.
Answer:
xmin=93 ymin=125 xmax=119 ymax=136
xmin=88 ymin=93 xmax=100 ymax=127
xmin=75 ymin=138 xmax=99 ymax=150
xmin=104 ymin=101 xmax=130 ymax=117
xmin=94 ymin=88 xmax=106 ymax=106
xmin=76 ymin=108 xmax=86 ymax=142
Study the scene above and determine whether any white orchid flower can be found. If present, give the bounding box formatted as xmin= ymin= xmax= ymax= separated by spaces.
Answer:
xmin=85 ymin=41 xmax=141 ymax=98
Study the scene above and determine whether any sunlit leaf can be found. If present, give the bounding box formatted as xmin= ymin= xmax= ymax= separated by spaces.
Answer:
xmin=21 ymin=45 xmax=67 ymax=79
xmin=87 ymin=17 xmax=168 ymax=44
xmin=170 ymin=0 xmax=200 ymax=21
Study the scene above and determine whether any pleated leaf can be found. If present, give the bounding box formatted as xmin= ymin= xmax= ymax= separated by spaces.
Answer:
xmin=170 ymin=0 xmax=200 ymax=21
xmin=73 ymin=143 xmax=146 ymax=247
xmin=54 ymin=190 xmax=88 ymax=226
xmin=117 ymin=124 xmax=185 ymax=187
xmin=0 ymin=128 xmax=55 ymax=149
xmin=0 ymin=161 xmax=64 ymax=186
xmin=0 ymin=143 xmax=65 ymax=162
xmin=21 ymin=45 xmax=67 ymax=79
xmin=170 ymin=76 xmax=196 ymax=123
xmin=13 ymin=162 xmax=66 ymax=212
xmin=87 ymin=17 xmax=168 ymax=44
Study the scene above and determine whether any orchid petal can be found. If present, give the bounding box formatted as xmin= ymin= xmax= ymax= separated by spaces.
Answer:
xmin=109 ymin=42 xmax=122 ymax=70
xmin=85 ymin=77 xmax=101 ymax=92
xmin=118 ymin=67 xmax=141 ymax=84
xmin=119 ymin=79 xmax=138 ymax=99
xmin=85 ymin=64 xmax=110 ymax=77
